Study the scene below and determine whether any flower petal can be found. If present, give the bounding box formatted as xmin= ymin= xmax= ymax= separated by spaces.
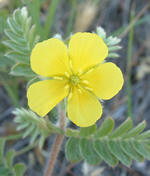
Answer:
xmin=69 ymin=32 xmax=108 ymax=74
xmin=81 ymin=62 xmax=124 ymax=100
xmin=31 ymin=38 xmax=70 ymax=77
xmin=67 ymin=87 xmax=102 ymax=127
xmin=27 ymin=80 xmax=69 ymax=117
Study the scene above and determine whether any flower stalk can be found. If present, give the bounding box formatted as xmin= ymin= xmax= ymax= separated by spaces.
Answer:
xmin=45 ymin=103 xmax=66 ymax=176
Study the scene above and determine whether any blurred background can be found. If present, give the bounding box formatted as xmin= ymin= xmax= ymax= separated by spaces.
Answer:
xmin=0 ymin=0 xmax=150 ymax=175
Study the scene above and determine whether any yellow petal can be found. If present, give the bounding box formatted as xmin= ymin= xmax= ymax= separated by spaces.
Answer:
xmin=69 ymin=32 xmax=108 ymax=74
xmin=31 ymin=38 xmax=70 ymax=77
xmin=27 ymin=80 xmax=69 ymax=117
xmin=81 ymin=62 xmax=124 ymax=100
xmin=67 ymin=87 xmax=102 ymax=127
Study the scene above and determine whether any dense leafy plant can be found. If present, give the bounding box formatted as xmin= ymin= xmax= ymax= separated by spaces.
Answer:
xmin=1 ymin=5 xmax=150 ymax=176
xmin=13 ymin=108 xmax=150 ymax=167
xmin=0 ymin=139 xmax=25 ymax=176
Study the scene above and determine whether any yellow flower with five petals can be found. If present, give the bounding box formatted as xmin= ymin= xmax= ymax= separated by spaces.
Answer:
xmin=27 ymin=32 xmax=124 ymax=127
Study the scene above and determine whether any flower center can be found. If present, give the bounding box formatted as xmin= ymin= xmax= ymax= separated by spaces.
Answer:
xmin=70 ymin=75 xmax=80 ymax=85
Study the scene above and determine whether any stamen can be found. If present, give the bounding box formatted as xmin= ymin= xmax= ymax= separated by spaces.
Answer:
xmin=78 ymin=69 xmax=83 ymax=75
xmin=82 ymin=80 xmax=89 ymax=85
xmin=69 ymin=59 xmax=73 ymax=70
xmin=53 ymin=76 xmax=63 ymax=80
xmin=77 ymin=88 xmax=82 ymax=94
xmin=68 ymin=92 xmax=73 ymax=100
xmin=84 ymin=86 xmax=93 ymax=91
xmin=64 ymin=84 xmax=69 ymax=90
xmin=70 ymin=75 xmax=80 ymax=85
xmin=86 ymin=68 xmax=94 ymax=74
xmin=65 ymin=72 xmax=70 ymax=78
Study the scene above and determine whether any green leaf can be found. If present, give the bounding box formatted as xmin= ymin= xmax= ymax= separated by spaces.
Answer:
xmin=14 ymin=163 xmax=26 ymax=176
xmin=13 ymin=9 xmax=23 ymax=26
xmin=136 ymin=130 xmax=150 ymax=140
xmin=4 ymin=29 xmax=26 ymax=45
xmin=108 ymin=46 xmax=122 ymax=51
xmin=3 ymin=40 xmax=29 ymax=55
xmin=80 ymin=138 xmax=101 ymax=165
xmin=7 ymin=17 xmax=22 ymax=36
xmin=3 ymin=7 xmax=40 ymax=78
xmin=0 ymin=167 xmax=10 ymax=175
xmin=94 ymin=140 xmax=118 ymax=166
xmin=0 ymin=55 xmax=14 ymax=72
xmin=28 ymin=25 xmax=39 ymax=48
xmin=6 ymin=150 xmax=15 ymax=168
xmin=123 ymin=121 xmax=146 ymax=138
xmin=38 ymin=136 xmax=45 ymax=149
xmin=96 ymin=26 xmax=122 ymax=59
xmin=108 ymin=53 xmax=119 ymax=58
xmin=23 ymin=125 xmax=35 ymax=138
xmin=132 ymin=141 xmax=150 ymax=160
xmin=120 ymin=141 xmax=144 ymax=162
xmin=13 ymin=108 xmax=51 ymax=149
xmin=94 ymin=118 xmax=114 ymax=138
xmin=0 ymin=139 xmax=26 ymax=176
xmin=79 ymin=124 xmax=97 ymax=137
xmin=5 ymin=51 xmax=29 ymax=65
xmin=66 ymin=137 xmax=82 ymax=162
xmin=108 ymin=140 xmax=131 ymax=167
xmin=110 ymin=118 xmax=132 ymax=138
xmin=16 ymin=122 xmax=29 ymax=131
xmin=10 ymin=63 xmax=36 ymax=77
xmin=30 ymin=129 xmax=39 ymax=145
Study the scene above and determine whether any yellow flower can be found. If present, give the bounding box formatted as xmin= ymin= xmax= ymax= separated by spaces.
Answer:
xmin=27 ymin=32 xmax=124 ymax=127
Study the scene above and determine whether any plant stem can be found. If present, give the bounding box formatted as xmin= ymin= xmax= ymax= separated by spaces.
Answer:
xmin=43 ymin=0 xmax=60 ymax=39
xmin=65 ymin=0 xmax=77 ymax=38
xmin=126 ymin=4 xmax=135 ymax=119
xmin=45 ymin=103 xmax=66 ymax=176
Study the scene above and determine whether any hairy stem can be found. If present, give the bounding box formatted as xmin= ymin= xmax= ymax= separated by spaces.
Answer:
xmin=45 ymin=103 xmax=66 ymax=176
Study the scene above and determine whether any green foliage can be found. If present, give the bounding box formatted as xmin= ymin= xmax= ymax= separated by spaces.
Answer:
xmin=0 ymin=10 xmax=11 ymax=72
xmin=79 ymin=124 xmax=97 ymax=137
xmin=13 ymin=109 xmax=150 ymax=167
xmin=13 ymin=108 xmax=51 ymax=149
xmin=3 ymin=7 xmax=39 ymax=77
xmin=96 ymin=26 xmax=122 ymax=58
xmin=13 ymin=108 xmax=63 ymax=149
xmin=0 ymin=139 xmax=26 ymax=176
xmin=24 ymin=0 xmax=43 ymax=36
xmin=80 ymin=138 xmax=102 ymax=165
xmin=66 ymin=137 xmax=82 ymax=162
xmin=65 ymin=118 xmax=150 ymax=167
xmin=10 ymin=63 xmax=36 ymax=77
